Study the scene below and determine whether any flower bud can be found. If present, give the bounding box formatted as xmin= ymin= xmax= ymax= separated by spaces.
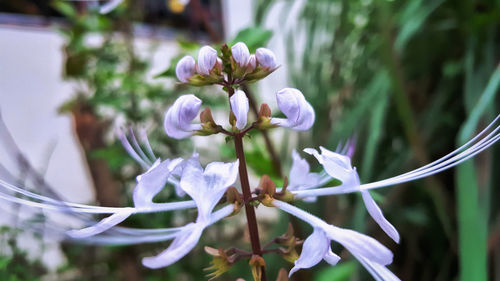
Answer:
xmin=164 ymin=94 xmax=202 ymax=139
xmin=229 ymin=90 xmax=249 ymax=130
xmin=175 ymin=55 xmax=196 ymax=83
xmin=197 ymin=45 xmax=218 ymax=75
xmin=273 ymin=88 xmax=315 ymax=131
xmin=247 ymin=54 xmax=257 ymax=71
xmin=256 ymin=48 xmax=277 ymax=69
xmin=231 ymin=42 xmax=250 ymax=67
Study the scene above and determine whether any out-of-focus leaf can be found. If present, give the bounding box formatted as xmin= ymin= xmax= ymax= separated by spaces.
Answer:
xmin=230 ymin=27 xmax=273 ymax=52
xmin=314 ymin=261 xmax=356 ymax=281
xmin=52 ymin=1 xmax=77 ymax=18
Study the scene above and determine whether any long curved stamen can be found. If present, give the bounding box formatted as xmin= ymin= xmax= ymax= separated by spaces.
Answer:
xmin=0 ymin=180 xmax=196 ymax=214
xmin=292 ymin=117 xmax=499 ymax=198
xmin=117 ymin=127 xmax=150 ymax=169
xmin=128 ymin=127 xmax=153 ymax=166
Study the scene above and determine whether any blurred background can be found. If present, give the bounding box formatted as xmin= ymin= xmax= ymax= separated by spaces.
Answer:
xmin=0 ymin=0 xmax=499 ymax=280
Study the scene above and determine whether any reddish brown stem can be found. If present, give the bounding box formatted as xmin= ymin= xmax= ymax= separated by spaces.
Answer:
xmin=234 ymin=134 xmax=267 ymax=281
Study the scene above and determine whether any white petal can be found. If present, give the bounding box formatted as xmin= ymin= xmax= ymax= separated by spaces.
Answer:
xmin=231 ymin=42 xmax=250 ymax=67
xmin=142 ymin=223 xmax=204 ymax=269
xmin=197 ymin=46 xmax=218 ymax=75
xmin=361 ymin=191 xmax=400 ymax=243
xmin=275 ymin=88 xmax=315 ymax=131
xmin=356 ymin=255 xmax=401 ymax=281
xmin=305 ymin=147 xmax=360 ymax=188
xmin=100 ymin=0 xmax=123 ymax=14
xmin=67 ymin=209 xmax=134 ymax=239
xmin=323 ymin=249 xmax=341 ymax=265
xmin=133 ymin=159 xmax=176 ymax=208
xmin=256 ymin=48 xmax=277 ymax=69
xmin=289 ymin=228 xmax=330 ymax=277
xmin=230 ymin=90 xmax=249 ymax=130
xmin=180 ymin=160 xmax=239 ymax=222
xmin=164 ymin=95 xmax=202 ymax=139
xmin=247 ymin=54 xmax=257 ymax=71
xmin=288 ymin=150 xmax=322 ymax=192
xmin=326 ymin=226 xmax=393 ymax=266
xmin=175 ymin=56 xmax=196 ymax=83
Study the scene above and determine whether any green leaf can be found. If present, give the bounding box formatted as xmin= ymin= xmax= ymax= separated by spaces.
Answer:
xmin=52 ymin=0 xmax=77 ymax=18
xmin=314 ymin=261 xmax=356 ymax=281
xmin=230 ymin=27 xmax=273 ymax=52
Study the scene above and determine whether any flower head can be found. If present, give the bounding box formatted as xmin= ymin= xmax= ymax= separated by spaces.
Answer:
xmin=304 ymin=146 xmax=400 ymax=242
xmin=142 ymin=159 xmax=239 ymax=268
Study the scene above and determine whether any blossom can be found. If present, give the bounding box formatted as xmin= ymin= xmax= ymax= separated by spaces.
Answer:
xmin=197 ymin=46 xmax=219 ymax=75
xmin=304 ymin=146 xmax=400 ymax=242
xmin=231 ymin=42 xmax=250 ymax=67
xmin=274 ymin=200 xmax=399 ymax=280
xmin=164 ymin=94 xmax=202 ymax=139
xmin=176 ymin=55 xmax=196 ymax=83
xmin=230 ymin=90 xmax=249 ymax=130
xmin=272 ymin=88 xmax=315 ymax=131
xmin=256 ymin=48 xmax=277 ymax=69
xmin=142 ymin=159 xmax=239 ymax=268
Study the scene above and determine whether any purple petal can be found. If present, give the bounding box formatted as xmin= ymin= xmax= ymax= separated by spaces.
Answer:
xmin=361 ymin=190 xmax=400 ymax=243
xmin=67 ymin=209 xmax=134 ymax=238
xmin=142 ymin=223 xmax=204 ymax=269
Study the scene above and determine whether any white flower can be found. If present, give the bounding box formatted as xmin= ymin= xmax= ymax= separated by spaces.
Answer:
xmin=286 ymin=150 xmax=327 ymax=202
xmin=304 ymin=147 xmax=400 ymax=243
xmin=272 ymin=88 xmax=315 ymax=131
xmin=231 ymin=42 xmax=250 ymax=67
xmin=176 ymin=56 xmax=196 ymax=83
xmin=230 ymin=90 xmax=249 ymax=130
xmin=142 ymin=159 xmax=239 ymax=268
xmin=67 ymin=157 xmax=184 ymax=239
xmin=164 ymin=94 xmax=203 ymax=139
xmin=274 ymin=200 xmax=399 ymax=280
xmin=197 ymin=46 xmax=218 ymax=75
xmin=289 ymin=227 xmax=340 ymax=276
xmin=256 ymin=48 xmax=277 ymax=69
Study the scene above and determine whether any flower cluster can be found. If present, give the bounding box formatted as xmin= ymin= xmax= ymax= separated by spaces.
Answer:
xmin=0 ymin=42 xmax=498 ymax=281
xmin=175 ymin=43 xmax=277 ymax=86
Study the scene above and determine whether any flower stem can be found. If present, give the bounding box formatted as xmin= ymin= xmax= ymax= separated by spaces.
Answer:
xmin=234 ymin=134 xmax=267 ymax=281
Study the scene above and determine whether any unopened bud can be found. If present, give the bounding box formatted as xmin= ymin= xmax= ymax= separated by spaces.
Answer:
xmin=197 ymin=107 xmax=221 ymax=136
xmin=164 ymin=94 xmax=202 ymax=139
xmin=197 ymin=45 xmax=218 ymax=75
xmin=256 ymin=48 xmax=277 ymax=69
xmin=273 ymin=88 xmax=315 ymax=131
xmin=175 ymin=55 xmax=195 ymax=83
xmin=247 ymin=54 xmax=257 ymax=72
xmin=231 ymin=42 xmax=250 ymax=67
xmin=230 ymin=90 xmax=249 ymax=130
